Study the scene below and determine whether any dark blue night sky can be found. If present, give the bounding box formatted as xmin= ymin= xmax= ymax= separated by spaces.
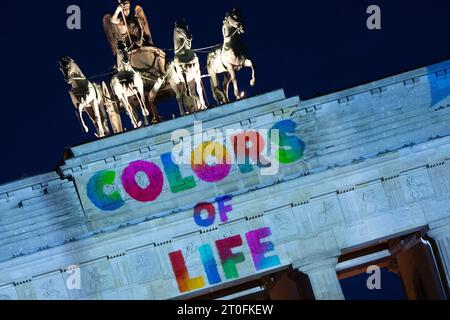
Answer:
xmin=340 ymin=268 xmax=406 ymax=300
xmin=1 ymin=1 xmax=450 ymax=299
xmin=2 ymin=0 xmax=450 ymax=184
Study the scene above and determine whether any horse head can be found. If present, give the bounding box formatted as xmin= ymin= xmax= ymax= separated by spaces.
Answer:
xmin=225 ymin=8 xmax=244 ymax=34
xmin=174 ymin=20 xmax=193 ymax=50
xmin=58 ymin=56 xmax=77 ymax=83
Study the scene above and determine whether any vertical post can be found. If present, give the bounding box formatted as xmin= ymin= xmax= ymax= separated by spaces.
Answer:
xmin=293 ymin=256 xmax=345 ymax=300
xmin=428 ymin=224 xmax=450 ymax=294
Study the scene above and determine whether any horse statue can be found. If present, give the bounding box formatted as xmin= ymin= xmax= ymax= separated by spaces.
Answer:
xmin=58 ymin=57 xmax=110 ymax=138
xmin=207 ymin=8 xmax=256 ymax=105
xmin=164 ymin=20 xmax=207 ymax=116
xmin=110 ymin=41 xmax=148 ymax=129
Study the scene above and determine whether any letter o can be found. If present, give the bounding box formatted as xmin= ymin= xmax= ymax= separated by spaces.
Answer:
xmin=193 ymin=202 xmax=216 ymax=227
xmin=191 ymin=142 xmax=232 ymax=183
xmin=121 ymin=160 xmax=164 ymax=202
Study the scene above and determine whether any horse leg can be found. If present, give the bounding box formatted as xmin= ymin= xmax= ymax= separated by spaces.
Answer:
xmin=227 ymin=66 xmax=245 ymax=100
xmin=78 ymin=103 xmax=89 ymax=133
xmin=207 ymin=61 xmax=220 ymax=105
xmin=122 ymin=95 xmax=139 ymax=129
xmin=222 ymin=72 xmax=232 ymax=103
xmin=208 ymin=68 xmax=226 ymax=105
xmin=244 ymin=59 xmax=256 ymax=87
xmin=172 ymin=80 xmax=186 ymax=116
xmin=146 ymin=94 xmax=159 ymax=124
xmin=195 ymin=68 xmax=207 ymax=110
xmin=102 ymin=82 xmax=121 ymax=134
xmin=149 ymin=76 xmax=165 ymax=102
xmin=106 ymin=100 xmax=123 ymax=134
xmin=99 ymin=100 xmax=110 ymax=136
xmin=135 ymin=91 xmax=148 ymax=119
xmin=92 ymin=100 xmax=105 ymax=137
xmin=148 ymin=100 xmax=160 ymax=124
xmin=148 ymin=76 xmax=165 ymax=121
xmin=188 ymin=80 xmax=200 ymax=113
xmin=130 ymin=98 xmax=143 ymax=128
xmin=135 ymin=78 xmax=149 ymax=117
xmin=94 ymin=83 xmax=110 ymax=136
xmin=70 ymin=92 xmax=87 ymax=133
xmin=116 ymin=81 xmax=141 ymax=129
xmin=85 ymin=107 xmax=98 ymax=137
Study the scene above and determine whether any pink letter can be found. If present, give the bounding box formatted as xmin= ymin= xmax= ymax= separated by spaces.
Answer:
xmin=121 ymin=160 xmax=164 ymax=202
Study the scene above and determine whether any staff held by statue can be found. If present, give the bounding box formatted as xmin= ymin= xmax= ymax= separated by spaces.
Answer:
xmin=114 ymin=0 xmax=133 ymax=49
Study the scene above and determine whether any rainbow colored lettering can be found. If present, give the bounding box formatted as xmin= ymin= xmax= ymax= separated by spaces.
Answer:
xmin=86 ymin=120 xmax=305 ymax=211
xmin=169 ymin=228 xmax=281 ymax=293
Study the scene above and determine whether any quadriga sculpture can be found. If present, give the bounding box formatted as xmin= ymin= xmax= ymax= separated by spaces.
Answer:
xmin=207 ymin=8 xmax=256 ymax=105
xmin=60 ymin=4 xmax=259 ymax=138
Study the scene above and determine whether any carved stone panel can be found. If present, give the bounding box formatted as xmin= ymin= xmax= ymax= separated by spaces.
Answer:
xmin=80 ymin=260 xmax=116 ymax=297
xmin=307 ymin=196 xmax=344 ymax=231
xmin=401 ymin=171 xmax=434 ymax=203
xmin=264 ymin=208 xmax=300 ymax=242
xmin=34 ymin=273 xmax=69 ymax=300
xmin=180 ymin=238 xmax=204 ymax=269
xmin=354 ymin=183 xmax=389 ymax=217
xmin=0 ymin=286 xmax=18 ymax=300
xmin=128 ymin=249 xmax=162 ymax=285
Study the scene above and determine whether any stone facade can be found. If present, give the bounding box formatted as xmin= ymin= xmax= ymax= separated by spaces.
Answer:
xmin=1 ymin=60 xmax=450 ymax=300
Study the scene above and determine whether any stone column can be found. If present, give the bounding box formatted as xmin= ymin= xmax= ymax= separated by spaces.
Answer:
xmin=428 ymin=224 xmax=450 ymax=291
xmin=293 ymin=256 xmax=345 ymax=300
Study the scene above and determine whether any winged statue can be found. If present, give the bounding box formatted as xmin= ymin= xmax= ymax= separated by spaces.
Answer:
xmin=103 ymin=0 xmax=153 ymax=56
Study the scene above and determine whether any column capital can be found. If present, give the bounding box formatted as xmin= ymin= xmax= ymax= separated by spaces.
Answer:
xmin=292 ymin=252 xmax=344 ymax=300
xmin=428 ymin=223 xmax=450 ymax=241
xmin=292 ymin=252 xmax=340 ymax=274
xmin=426 ymin=222 xmax=450 ymax=293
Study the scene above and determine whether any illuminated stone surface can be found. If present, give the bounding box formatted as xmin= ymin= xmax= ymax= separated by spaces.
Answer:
xmin=1 ymin=60 xmax=450 ymax=300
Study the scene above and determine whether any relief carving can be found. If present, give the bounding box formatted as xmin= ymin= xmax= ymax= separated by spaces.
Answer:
xmin=314 ymin=200 xmax=338 ymax=229
xmin=132 ymin=250 xmax=161 ymax=283
xmin=87 ymin=267 xmax=109 ymax=291
xmin=271 ymin=213 xmax=290 ymax=235
xmin=361 ymin=189 xmax=379 ymax=214
xmin=39 ymin=279 xmax=64 ymax=299
xmin=406 ymin=176 xmax=427 ymax=200
xmin=184 ymin=241 xmax=200 ymax=266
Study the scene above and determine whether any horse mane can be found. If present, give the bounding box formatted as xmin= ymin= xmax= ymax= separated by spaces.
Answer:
xmin=70 ymin=61 xmax=86 ymax=79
